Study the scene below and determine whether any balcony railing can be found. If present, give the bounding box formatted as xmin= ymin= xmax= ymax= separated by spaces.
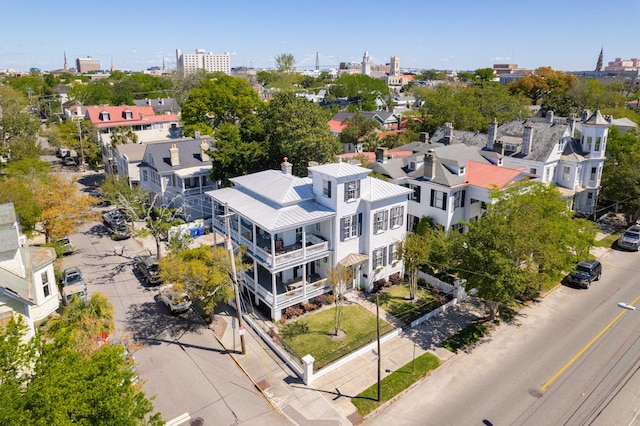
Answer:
xmin=251 ymin=236 xmax=328 ymax=267
xmin=241 ymin=274 xmax=329 ymax=308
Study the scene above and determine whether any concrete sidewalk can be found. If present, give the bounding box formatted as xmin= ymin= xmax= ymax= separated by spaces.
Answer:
xmin=210 ymin=297 xmax=485 ymax=425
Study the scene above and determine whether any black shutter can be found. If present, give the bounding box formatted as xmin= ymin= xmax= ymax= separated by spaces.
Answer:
xmin=399 ymin=206 xmax=404 ymax=226
xmin=340 ymin=217 xmax=345 ymax=241
xmin=430 ymin=189 xmax=435 ymax=207
xmin=328 ymin=181 xmax=332 ymax=198
xmin=383 ymin=246 xmax=388 ymax=266
xmin=388 ymin=244 xmax=394 ymax=264
xmin=416 ymin=186 xmax=421 ymax=203
xmin=461 ymin=190 xmax=466 ymax=208
xmin=358 ymin=213 xmax=363 ymax=236
xmin=384 ymin=210 xmax=389 ymax=230
xmin=356 ymin=179 xmax=361 ymax=198
xmin=442 ymin=192 xmax=447 ymax=211
xmin=344 ymin=182 xmax=348 ymax=202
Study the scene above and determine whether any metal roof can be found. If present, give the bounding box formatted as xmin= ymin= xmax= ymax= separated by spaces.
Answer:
xmin=206 ymin=187 xmax=335 ymax=232
xmin=230 ymin=170 xmax=315 ymax=205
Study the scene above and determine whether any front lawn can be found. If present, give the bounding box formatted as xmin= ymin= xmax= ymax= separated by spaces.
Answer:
xmin=442 ymin=322 xmax=488 ymax=353
xmin=352 ymin=351 xmax=440 ymax=416
xmin=370 ymin=284 xmax=443 ymax=324
xmin=279 ymin=304 xmax=393 ymax=370
xmin=595 ymin=232 xmax=620 ymax=248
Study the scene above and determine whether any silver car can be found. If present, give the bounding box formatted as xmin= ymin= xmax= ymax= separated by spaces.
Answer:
xmin=158 ymin=284 xmax=192 ymax=314
xmin=618 ymin=225 xmax=640 ymax=251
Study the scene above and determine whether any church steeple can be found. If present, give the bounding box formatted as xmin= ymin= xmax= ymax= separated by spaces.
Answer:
xmin=111 ymin=57 xmax=115 ymax=72
xmin=595 ymin=47 xmax=604 ymax=72
xmin=64 ymin=51 xmax=68 ymax=71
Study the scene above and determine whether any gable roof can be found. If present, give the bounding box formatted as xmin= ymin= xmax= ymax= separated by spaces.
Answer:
xmin=85 ymin=105 xmax=179 ymax=129
xmin=583 ymin=109 xmax=609 ymax=126
xmin=230 ymin=170 xmax=315 ymax=205
xmin=465 ymin=161 xmax=525 ymax=189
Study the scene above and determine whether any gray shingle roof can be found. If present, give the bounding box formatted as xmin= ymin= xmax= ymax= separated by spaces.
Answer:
xmin=140 ymin=139 xmax=211 ymax=173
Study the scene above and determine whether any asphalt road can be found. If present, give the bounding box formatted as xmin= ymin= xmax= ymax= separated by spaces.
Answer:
xmin=367 ymin=247 xmax=640 ymax=426
xmin=54 ymin=169 xmax=290 ymax=425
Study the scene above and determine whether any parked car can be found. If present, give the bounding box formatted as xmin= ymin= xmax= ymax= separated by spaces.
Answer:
xmin=158 ymin=284 xmax=192 ymax=314
xmin=134 ymin=255 xmax=161 ymax=286
xmin=103 ymin=209 xmax=131 ymax=240
xmin=617 ymin=225 xmax=640 ymax=251
xmin=56 ymin=236 xmax=75 ymax=255
xmin=61 ymin=283 xmax=88 ymax=305
xmin=62 ymin=156 xmax=77 ymax=166
xmin=62 ymin=266 xmax=86 ymax=289
xmin=56 ymin=146 xmax=70 ymax=158
xmin=566 ymin=260 xmax=602 ymax=289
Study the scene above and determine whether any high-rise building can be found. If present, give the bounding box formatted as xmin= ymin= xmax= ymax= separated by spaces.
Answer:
xmin=176 ymin=48 xmax=231 ymax=76
xmin=76 ymin=56 xmax=100 ymax=73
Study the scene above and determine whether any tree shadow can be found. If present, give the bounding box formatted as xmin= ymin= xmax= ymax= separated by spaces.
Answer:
xmin=125 ymin=301 xmax=208 ymax=344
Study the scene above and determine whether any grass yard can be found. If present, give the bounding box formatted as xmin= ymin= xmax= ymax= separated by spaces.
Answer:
xmin=280 ymin=304 xmax=393 ymax=370
xmin=351 ymin=351 xmax=440 ymax=416
xmin=595 ymin=232 xmax=620 ymax=248
xmin=442 ymin=322 xmax=488 ymax=353
xmin=371 ymin=284 xmax=442 ymax=324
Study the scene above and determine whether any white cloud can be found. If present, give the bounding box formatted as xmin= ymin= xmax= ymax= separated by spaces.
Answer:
xmin=129 ymin=48 xmax=137 ymax=54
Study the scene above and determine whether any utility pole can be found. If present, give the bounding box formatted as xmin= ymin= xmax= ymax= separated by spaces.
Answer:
xmin=376 ymin=293 xmax=381 ymax=402
xmin=224 ymin=209 xmax=246 ymax=355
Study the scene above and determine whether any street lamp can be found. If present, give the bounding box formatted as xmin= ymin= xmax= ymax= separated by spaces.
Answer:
xmin=618 ymin=302 xmax=637 ymax=311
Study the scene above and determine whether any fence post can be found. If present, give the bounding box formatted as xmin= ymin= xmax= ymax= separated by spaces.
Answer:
xmin=302 ymin=354 xmax=315 ymax=385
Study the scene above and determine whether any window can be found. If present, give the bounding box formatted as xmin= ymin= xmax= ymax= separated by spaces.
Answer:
xmin=590 ymin=167 xmax=597 ymax=181
xmin=595 ymin=137 xmax=601 ymax=151
xmin=405 ymin=183 xmax=421 ymax=203
xmin=563 ymin=166 xmax=570 ymax=181
xmin=141 ymin=169 xmax=148 ymax=182
xmin=587 ymin=192 xmax=594 ymax=205
xmin=340 ymin=213 xmax=362 ymax=241
xmin=389 ymin=206 xmax=404 ymax=229
xmin=42 ymin=271 xmax=50 ymax=297
xmin=454 ymin=190 xmax=466 ymax=208
xmin=530 ymin=168 xmax=537 ymax=175
xmin=99 ymin=111 xmax=110 ymax=121
xmin=430 ymin=189 xmax=446 ymax=210
xmin=451 ymin=223 xmax=464 ymax=233
xmin=323 ymin=179 xmax=332 ymax=197
xmin=344 ymin=179 xmax=361 ymax=201
xmin=586 ymin=136 xmax=592 ymax=150
xmin=373 ymin=247 xmax=387 ymax=269
xmin=388 ymin=243 xmax=399 ymax=264
xmin=374 ymin=210 xmax=389 ymax=233
xmin=123 ymin=110 xmax=133 ymax=119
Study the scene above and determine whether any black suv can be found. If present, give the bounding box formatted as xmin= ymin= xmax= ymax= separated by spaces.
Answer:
xmin=134 ymin=256 xmax=161 ymax=286
xmin=566 ymin=260 xmax=602 ymax=289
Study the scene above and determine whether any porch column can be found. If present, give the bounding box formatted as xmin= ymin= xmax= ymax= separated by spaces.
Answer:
xmin=271 ymin=273 xmax=277 ymax=311
xmin=302 ymin=263 xmax=308 ymax=298
xmin=253 ymin=263 xmax=259 ymax=305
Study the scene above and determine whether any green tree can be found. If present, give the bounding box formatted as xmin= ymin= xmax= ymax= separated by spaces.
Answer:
xmin=0 ymin=86 xmax=41 ymax=159
xmin=274 ymin=53 xmax=295 ymax=73
xmin=339 ymin=112 xmax=381 ymax=150
xmin=474 ymin=68 xmax=496 ymax=82
xmin=158 ymin=245 xmax=236 ymax=316
xmin=181 ymin=74 xmax=264 ymax=134
xmin=42 ymin=293 xmax=114 ymax=355
xmin=209 ymin=122 xmax=267 ymax=185
xmin=601 ymin=151 xmax=640 ymax=225
xmin=508 ymin=66 xmax=577 ymax=105
xmin=0 ymin=315 xmax=162 ymax=425
xmin=110 ymin=125 xmax=139 ymax=145
xmin=329 ymin=73 xmax=390 ymax=111
xmin=261 ymin=92 xmax=340 ymax=175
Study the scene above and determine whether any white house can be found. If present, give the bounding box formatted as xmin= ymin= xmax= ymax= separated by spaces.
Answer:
xmin=138 ymin=137 xmax=217 ymax=221
xmin=0 ymin=203 xmax=59 ymax=338
xmin=206 ymin=159 xmax=411 ymax=320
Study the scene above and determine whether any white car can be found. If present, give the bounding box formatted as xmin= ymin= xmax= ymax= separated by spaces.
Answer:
xmin=158 ymin=284 xmax=192 ymax=314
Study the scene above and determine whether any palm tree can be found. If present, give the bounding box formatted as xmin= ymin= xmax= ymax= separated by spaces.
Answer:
xmin=110 ymin=125 xmax=138 ymax=146
xmin=326 ymin=264 xmax=353 ymax=336
xmin=43 ymin=293 xmax=114 ymax=354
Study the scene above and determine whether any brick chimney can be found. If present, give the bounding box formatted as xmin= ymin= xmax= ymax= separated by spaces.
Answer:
xmin=375 ymin=147 xmax=388 ymax=164
xmin=281 ymin=157 xmax=292 ymax=174
xmin=444 ymin=122 xmax=453 ymax=145
xmin=522 ymin=125 xmax=533 ymax=156
xmin=493 ymin=141 xmax=505 ymax=156
xmin=200 ymin=140 xmax=210 ymax=162
xmin=567 ymin=114 xmax=577 ymax=137
xmin=169 ymin=144 xmax=179 ymax=166
xmin=487 ymin=117 xmax=498 ymax=151
xmin=423 ymin=150 xmax=437 ymax=180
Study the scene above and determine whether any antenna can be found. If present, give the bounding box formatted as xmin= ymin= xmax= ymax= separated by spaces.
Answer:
xmin=315 ymin=51 xmax=319 ymax=71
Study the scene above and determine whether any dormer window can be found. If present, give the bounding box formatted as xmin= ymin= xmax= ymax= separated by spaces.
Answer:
xmin=409 ymin=161 xmax=416 ymax=171
xmin=505 ymin=144 xmax=518 ymax=152
xmin=123 ymin=109 xmax=133 ymax=119
xmin=344 ymin=179 xmax=361 ymax=202
xmin=99 ymin=111 xmax=110 ymax=121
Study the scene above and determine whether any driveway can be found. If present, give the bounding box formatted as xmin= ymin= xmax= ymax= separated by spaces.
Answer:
xmin=54 ymin=169 xmax=291 ymax=425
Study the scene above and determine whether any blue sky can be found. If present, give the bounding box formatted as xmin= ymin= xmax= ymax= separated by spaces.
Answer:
xmin=1 ymin=0 xmax=638 ymax=73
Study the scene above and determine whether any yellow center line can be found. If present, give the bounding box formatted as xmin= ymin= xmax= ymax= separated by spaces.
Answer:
xmin=540 ymin=294 xmax=640 ymax=392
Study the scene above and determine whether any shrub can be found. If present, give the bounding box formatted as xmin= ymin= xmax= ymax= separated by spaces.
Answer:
xmin=389 ymin=273 xmax=402 ymax=285
xmin=312 ymin=294 xmax=328 ymax=306
xmin=417 ymin=277 xmax=427 ymax=287
xmin=284 ymin=305 xmax=304 ymax=319
xmin=301 ymin=302 xmax=318 ymax=312
xmin=280 ymin=320 xmax=310 ymax=339
xmin=372 ymin=279 xmax=386 ymax=292
xmin=326 ymin=294 xmax=335 ymax=305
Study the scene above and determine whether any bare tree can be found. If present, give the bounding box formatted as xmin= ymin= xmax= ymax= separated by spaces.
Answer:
xmin=274 ymin=53 xmax=295 ymax=73
xmin=327 ymin=264 xmax=353 ymax=336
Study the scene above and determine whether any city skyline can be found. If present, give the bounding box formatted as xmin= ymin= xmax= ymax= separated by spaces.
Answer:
xmin=1 ymin=0 xmax=639 ymax=73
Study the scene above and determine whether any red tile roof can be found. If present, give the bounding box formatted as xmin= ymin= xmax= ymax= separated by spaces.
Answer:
xmin=465 ymin=161 xmax=526 ymax=189
xmin=328 ymin=119 xmax=348 ymax=133
xmin=85 ymin=105 xmax=179 ymax=129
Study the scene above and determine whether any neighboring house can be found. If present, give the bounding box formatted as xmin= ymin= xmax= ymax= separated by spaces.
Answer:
xmin=63 ymin=101 xmax=87 ymax=120
xmin=329 ymin=111 xmax=403 ymax=153
xmin=370 ymin=143 xmax=531 ymax=232
xmin=138 ymin=136 xmax=216 ymax=221
xmin=113 ymin=143 xmax=147 ymax=186
xmin=606 ymin=116 xmax=637 ymax=135
xmin=206 ymin=159 xmax=411 ymax=320
xmin=133 ymin=98 xmax=181 ymax=116
xmin=0 ymin=203 xmax=58 ymax=338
